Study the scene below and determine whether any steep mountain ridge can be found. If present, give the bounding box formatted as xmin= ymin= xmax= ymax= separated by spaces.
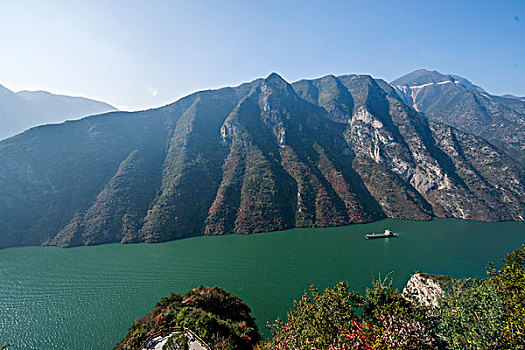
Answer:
xmin=295 ymin=75 xmax=524 ymax=221
xmin=391 ymin=69 xmax=525 ymax=164
xmin=0 ymin=73 xmax=523 ymax=248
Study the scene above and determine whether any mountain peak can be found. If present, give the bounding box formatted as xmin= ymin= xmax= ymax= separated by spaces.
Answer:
xmin=391 ymin=69 xmax=485 ymax=93
xmin=412 ymin=68 xmax=439 ymax=74
xmin=0 ymin=83 xmax=14 ymax=96
xmin=0 ymin=88 xmax=117 ymax=140
xmin=392 ymin=69 xmax=523 ymax=163
xmin=264 ymin=72 xmax=287 ymax=83
xmin=318 ymin=74 xmax=337 ymax=81
xmin=18 ymin=89 xmax=52 ymax=94
xmin=261 ymin=72 xmax=296 ymax=97
xmin=391 ymin=69 xmax=450 ymax=86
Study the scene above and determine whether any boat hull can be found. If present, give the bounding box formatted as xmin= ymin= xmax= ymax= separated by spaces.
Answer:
xmin=365 ymin=234 xmax=397 ymax=239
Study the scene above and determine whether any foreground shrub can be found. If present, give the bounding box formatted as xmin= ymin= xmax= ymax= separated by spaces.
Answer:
xmin=266 ymin=278 xmax=437 ymax=350
xmin=163 ymin=332 xmax=188 ymax=350
xmin=378 ymin=314 xmax=436 ymax=349
xmin=114 ymin=286 xmax=260 ymax=350
xmin=434 ymin=278 xmax=505 ymax=349
xmin=362 ymin=277 xmax=437 ymax=350
xmin=266 ymin=282 xmax=368 ymax=349
xmin=487 ymin=244 xmax=525 ymax=350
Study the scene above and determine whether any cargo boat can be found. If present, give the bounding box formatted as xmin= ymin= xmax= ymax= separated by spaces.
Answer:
xmin=365 ymin=229 xmax=396 ymax=239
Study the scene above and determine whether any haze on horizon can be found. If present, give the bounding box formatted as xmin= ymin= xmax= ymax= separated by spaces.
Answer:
xmin=0 ymin=0 xmax=523 ymax=111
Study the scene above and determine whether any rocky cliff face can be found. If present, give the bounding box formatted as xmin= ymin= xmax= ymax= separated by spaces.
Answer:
xmin=392 ymin=69 xmax=525 ymax=165
xmin=0 ymin=72 xmax=524 ymax=248
xmin=403 ymin=273 xmax=448 ymax=307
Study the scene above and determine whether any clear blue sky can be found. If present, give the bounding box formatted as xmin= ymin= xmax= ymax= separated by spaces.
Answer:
xmin=0 ymin=0 xmax=523 ymax=110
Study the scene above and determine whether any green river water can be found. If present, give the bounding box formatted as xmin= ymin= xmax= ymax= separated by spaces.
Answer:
xmin=0 ymin=218 xmax=524 ymax=349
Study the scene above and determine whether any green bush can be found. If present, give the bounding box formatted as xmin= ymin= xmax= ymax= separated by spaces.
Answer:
xmin=163 ymin=332 xmax=188 ymax=350
xmin=487 ymin=244 xmax=525 ymax=349
xmin=435 ymin=278 xmax=505 ymax=349
xmin=114 ymin=286 xmax=260 ymax=350
xmin=266 ymin=278 xmax=436 ymax=350
xmin=362 ymin=276 xmax=436 ymax=350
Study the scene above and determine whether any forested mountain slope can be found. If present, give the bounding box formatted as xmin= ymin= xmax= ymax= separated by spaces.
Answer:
xmin=0 ymin=73 xmax=523 ymax=248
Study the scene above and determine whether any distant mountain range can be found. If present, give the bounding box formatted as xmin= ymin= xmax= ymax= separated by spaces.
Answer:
xmin=392 ymin=69 xmax=525 ymax=164
xmin=0 ymin=71 xmax=523 ymax=248
xmin=0 ymin=84 xmax=117 ymax=140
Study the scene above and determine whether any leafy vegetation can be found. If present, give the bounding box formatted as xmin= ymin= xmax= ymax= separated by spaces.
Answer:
xmin=115 ymin=286 xmax=260 ymax=350
xmin=263 ymin=278 xmax=436 ymax=350
xmin=435 ymin=278 xmax=505 ymax=349
xmin=260 ymin=245 xmax=525 ymax=350
xmin=487 ymin=244 xmax=525 ymax=349
xmin=266 ymin=282 xmax=365 ymax=349
xmin=163 ymin=332 xmax=188 ymax=350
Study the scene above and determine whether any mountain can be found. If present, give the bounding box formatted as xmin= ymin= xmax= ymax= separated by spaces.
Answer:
xmin=0 ymin=73 xmax=523 ymax=249
xmin=0 ymin=84 xmax=117 ymax=140
xmin=391 ymin=69 xmax=525 ymax=164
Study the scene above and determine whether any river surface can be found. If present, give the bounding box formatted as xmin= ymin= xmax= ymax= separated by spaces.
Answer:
xmin=0 ymin=218 xmax=524 ymax=349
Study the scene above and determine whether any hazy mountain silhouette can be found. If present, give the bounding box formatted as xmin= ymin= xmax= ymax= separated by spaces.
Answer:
xmin=0 ymin=84 xmax=117 ymax=140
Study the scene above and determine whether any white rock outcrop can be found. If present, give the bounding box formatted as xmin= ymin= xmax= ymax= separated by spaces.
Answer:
xmin=403 ymin=273 xmax=445 ymax=307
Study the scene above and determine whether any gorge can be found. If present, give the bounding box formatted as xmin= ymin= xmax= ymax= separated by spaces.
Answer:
xmin=0 ymin=70 xmax=524 ymax=249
